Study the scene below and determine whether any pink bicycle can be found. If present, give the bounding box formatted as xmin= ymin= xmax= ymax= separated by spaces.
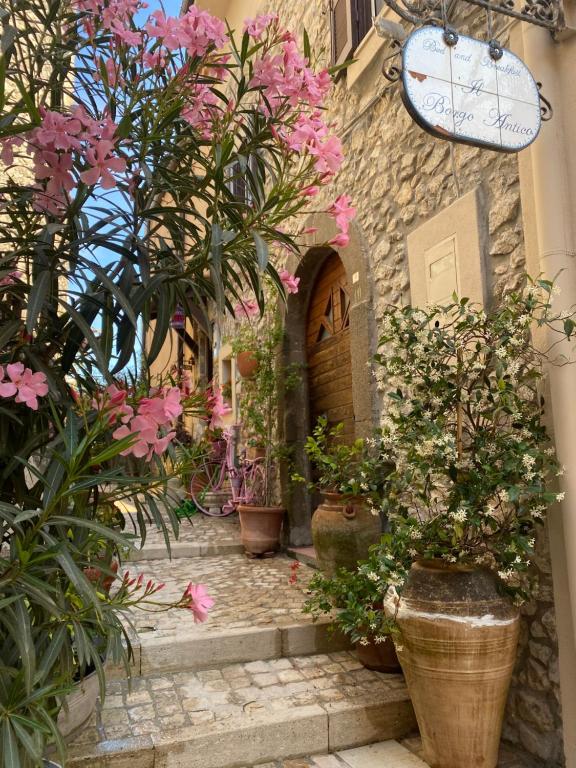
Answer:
xmin=189 ymin=425 xmax=266 ymax=516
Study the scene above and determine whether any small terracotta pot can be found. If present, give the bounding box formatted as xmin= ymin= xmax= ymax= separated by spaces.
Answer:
xmin=238 ymin=505 xmax=284 ymax=555
xmin=84 ymin=558 xmax=118 ymax=593
xmin=236 ymin=350 xmax=259 ymax=378
xmin=356 ymin=636 xmax=401 ymax=673
xmin=246 ymin=444 xmax=266 ymax=460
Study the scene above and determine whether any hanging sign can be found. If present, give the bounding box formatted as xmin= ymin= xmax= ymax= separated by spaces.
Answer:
xmin=401 ymin=26 xmax=541 ymax=152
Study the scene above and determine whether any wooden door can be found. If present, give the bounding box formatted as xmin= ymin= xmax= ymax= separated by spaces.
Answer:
xmin=306 ymin=252 xmax=354 ymax=442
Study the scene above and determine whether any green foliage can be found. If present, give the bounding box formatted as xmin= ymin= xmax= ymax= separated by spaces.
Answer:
xmin=231 ymin=310 xmax=296 ymax=506
xmin=304 ymin=562 xmax=395 ymax=644
xmin=295 ymin=417 xmax=392 ymax=505
xmin=174 ymin=498 xmax=198 ymax=520
xmin=367 ymin=280 xmax=569 ymax=603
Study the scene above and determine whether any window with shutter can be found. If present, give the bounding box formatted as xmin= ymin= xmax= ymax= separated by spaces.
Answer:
xmin=330 ymin=0 xmax=355 ymax=67
xmin=330 ymin=0 xmax=385 ymax=67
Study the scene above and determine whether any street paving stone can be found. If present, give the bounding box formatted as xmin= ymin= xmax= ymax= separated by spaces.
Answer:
xmin=69 ymin=651 xmax=406 ymax=748
xmin=134 ymin=511 xmax=240 ymax=547
xmin=125 ymin=553 xmax=316 ymax=638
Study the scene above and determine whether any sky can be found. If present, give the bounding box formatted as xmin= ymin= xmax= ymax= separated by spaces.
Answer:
xmin=86 ymin=0 xmax=186 ymax=373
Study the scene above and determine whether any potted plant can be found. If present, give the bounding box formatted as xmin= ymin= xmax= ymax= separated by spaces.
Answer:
xmin=296 ymin=417 xmax=386 ymax=576
xmin=305 ymin=562 xmax=401 ymax=673
xmin=365 ymin=281 xmax=568 ymax=768
xmin=232 ymin=313 xmax=291 ymax=556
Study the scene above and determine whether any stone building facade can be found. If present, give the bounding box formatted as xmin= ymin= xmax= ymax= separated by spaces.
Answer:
xmin=260 ymin=4 xmax=563 ymax=764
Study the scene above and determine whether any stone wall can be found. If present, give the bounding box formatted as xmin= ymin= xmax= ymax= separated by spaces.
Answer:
xmin=268 ymin=0 xmax=564 ymax=762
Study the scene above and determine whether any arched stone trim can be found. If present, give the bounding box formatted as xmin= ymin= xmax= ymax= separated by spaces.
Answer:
xmin=279 ymin=213 xmax=378 ymax=546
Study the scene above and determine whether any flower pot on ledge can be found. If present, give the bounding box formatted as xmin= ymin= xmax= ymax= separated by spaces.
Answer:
xmin=395 ymin=559 xmax=520 ymax=768
xmin=238 ymin=504 xmax=284 ymax=556
xmin=311 ymin=492 xmax=381 ymax=576
xmin=236 ymin=350 xmax=259 ymax=378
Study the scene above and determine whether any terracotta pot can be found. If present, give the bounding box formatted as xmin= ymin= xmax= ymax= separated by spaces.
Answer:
xmin=236 ymin=350 xmax=259 ymax=378
xmin=311 ymin=492 xmax=381 ymax=576
xmin=356 ymin=635 xmax=401 ymax=673
xmin=395 ymin=560 xmax=520 ymax=768
xmin=57 ymin=669 xmax=99 ymax=741
xmin=238 ymin=505 xmax=284 ymax=555
xmin=246 ymin=444 xmax=266 ymax=460
xmin=84 ymin=558 xmax=118 ymax=593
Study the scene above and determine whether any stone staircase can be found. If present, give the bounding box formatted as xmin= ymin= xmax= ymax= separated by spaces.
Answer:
xmin=67 ymin=506 xmax=417 ymax=767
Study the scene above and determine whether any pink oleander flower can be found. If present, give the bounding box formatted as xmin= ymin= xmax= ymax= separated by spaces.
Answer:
xmin=0 ymin=363 xmax=49 ymax=410
xmin=138 ymin=386 xmax=183 ymax=425
xmin=80 ymin=140 xmax=127 ymax=189
xmin=328 ymin=232 xmax=350 ymax=248
xmin=243 ymin=13 xmax=278 ymax=40
xmin=34 ymin=109 xmax=82 ymax=152
xmin=279 ymin=269 xmax=300 ymax=294
xmin=93 ymin=383 xmax=133 ymax=424
xmin=145 ymin=10 xmax=183 ymax=49
xmin=113 ymin=414 xmax=175 ymax=460
xmin=0 ymin=136 xmax=25 ymax=166
xmin=182 ymin=582 xmax=214 ymax=623
xmin=300 ymin=185 xmax=319 ymax=197
xmin=208 ymin=386 xmax=232 ymax=429
xmin=328 ymin=194 xmax=356 ymax=235
xmin=0 ymin=270 xmax=21 ymax=287
xmin=111 ymin=19 xmax=143 ymax=46
xmin=234 ymin=298 xmax=260 ymax=319
xmin=34 ymin=150 xmax=76 ymax=198
xmin=308 ymin=135 xmax=343 ymax=176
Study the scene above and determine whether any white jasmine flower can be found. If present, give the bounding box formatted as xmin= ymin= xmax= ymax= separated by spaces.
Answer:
xmin=556 ymin=492 xmax=565 ymax=502
xmin=450 ymin=508 xmax=467 ymax=523
xmin=359 ymin=637 xmax=370 ymax=646
xmin=367 ymin=571 xmax=379 ymax=582
xmin=374 ymin=635 xmax=387 ymax=644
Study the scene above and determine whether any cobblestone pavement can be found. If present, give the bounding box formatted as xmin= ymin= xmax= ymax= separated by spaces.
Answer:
xmin=70 ymin=651 xmax=405 ymax=749
xmin=134 ymin=511 xmax=240 ymax=547
xmin=126 ymin=553 xmax=315 ymax=637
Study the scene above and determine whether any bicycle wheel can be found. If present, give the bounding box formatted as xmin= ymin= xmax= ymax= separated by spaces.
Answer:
xmin=189 ymin=461 xmax=228 ymax=516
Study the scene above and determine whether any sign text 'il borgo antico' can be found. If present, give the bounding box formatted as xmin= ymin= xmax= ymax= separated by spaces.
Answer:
xmin=401 ymin=26 xmax=541 ymax=153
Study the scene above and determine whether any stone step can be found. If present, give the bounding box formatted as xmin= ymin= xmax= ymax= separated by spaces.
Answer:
xmin=244 ymin=740 xmax=428 ymax=767
xmin=122 ymin=508 xmax=244 ymax=560
xmin=108 ymin=553 xmax=350 ymax=677
xmin=68 ymin=652 xmax=416 ymax=768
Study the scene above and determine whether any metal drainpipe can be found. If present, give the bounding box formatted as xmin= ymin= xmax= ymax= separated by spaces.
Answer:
xmin=521 ymin=22 xmax=576 ymax=640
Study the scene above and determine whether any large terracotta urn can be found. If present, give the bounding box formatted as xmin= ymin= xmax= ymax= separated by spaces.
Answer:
xmin=238 ymin=505 xmax=284 ymax=556
xmin=394 ymin=560 xmax=520 ymax=768
xmin=311 ymin=492 xmax=381 ymax=576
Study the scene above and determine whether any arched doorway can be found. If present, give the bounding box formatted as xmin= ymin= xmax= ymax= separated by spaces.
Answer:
xmin=280 ymin=218 xmax=377 ymax=547
xmin=306 ymin=251 xmax=354 ymax=442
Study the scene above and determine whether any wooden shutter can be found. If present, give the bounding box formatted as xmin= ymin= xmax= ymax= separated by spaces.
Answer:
xmin=330 ymin=0 xmax=355 ymax=67
xmin=330 ymin=0 xmax=376 ymax=67
xmin=357 ymin=0 xmax=373 ymax=43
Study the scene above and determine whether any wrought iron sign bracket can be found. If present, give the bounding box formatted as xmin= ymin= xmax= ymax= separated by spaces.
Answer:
xmin=378 ymin=0 xmax=565 ymax=33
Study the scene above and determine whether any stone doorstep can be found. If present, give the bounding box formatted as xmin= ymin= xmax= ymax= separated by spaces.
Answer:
xmin=119 ymin=621 xmax=352 ymax=677
xmin=128 ymin=541 xmax=245 ymax=560
xmin=107 ymin=621 xmax=351 ymax=679
xmin=67 ymin=693 xmax=416 ymax=768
